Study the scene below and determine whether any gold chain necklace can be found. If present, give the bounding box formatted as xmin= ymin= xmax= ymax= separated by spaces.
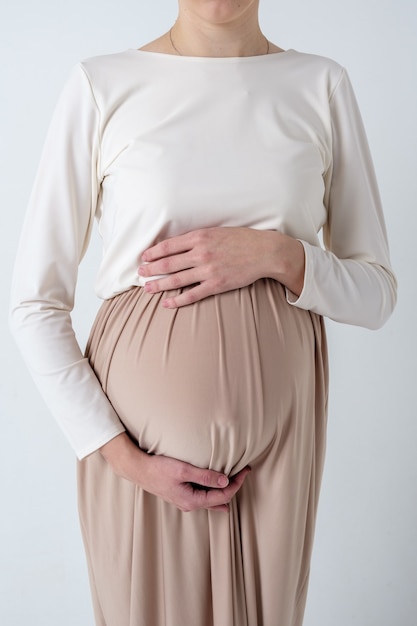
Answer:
xmin=169 ymin=28 xmax=270 ymax=57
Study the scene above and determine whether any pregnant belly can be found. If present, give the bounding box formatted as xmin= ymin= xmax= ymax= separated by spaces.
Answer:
xmin=87 ymin=280 xmax=321 ymax=475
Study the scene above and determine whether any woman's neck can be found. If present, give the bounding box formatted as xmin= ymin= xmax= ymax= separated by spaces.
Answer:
xmin=138 ymin=3 xmax=284 ymax=59
xmin=170 ymin=9 xmax=267 ymax=58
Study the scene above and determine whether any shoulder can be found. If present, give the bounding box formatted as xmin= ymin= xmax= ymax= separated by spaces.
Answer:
xmin=60 ymin=50 xmax=137 ymax=92
xmin=81 ymin=49 xmax=136 ymax=69
xmin=285 ymin=49 xmax=346 ymax=96
xmin=64 ymin=50 xmax=143 ymax=110
xmin=78 ymin=49 xmax=138 ymax=83
xmin=287 ymin=49 xmax=344 ymax=75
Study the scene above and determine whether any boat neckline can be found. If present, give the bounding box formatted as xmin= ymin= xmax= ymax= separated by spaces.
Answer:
xmin=129 ymin=48 xmax=295 ymax=63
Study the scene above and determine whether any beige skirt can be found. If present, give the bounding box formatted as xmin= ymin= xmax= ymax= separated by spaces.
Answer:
xmin=77 ymin=279 xmax=328 ymax=626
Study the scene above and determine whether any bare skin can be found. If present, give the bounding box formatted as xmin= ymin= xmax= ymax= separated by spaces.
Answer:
xmin=100 ymin=0 xmax=302 ymax=511
xmin=140 ymin=227 xmax=305 ymax=309
xmin=140 ymin=0 xmax=285 ymax=58
xmin=100 ymin=433 xmax=251 ymax=512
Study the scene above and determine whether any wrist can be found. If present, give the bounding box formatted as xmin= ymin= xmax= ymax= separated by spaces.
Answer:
xmin=100 ymin=433 xmax=148 ymax=483
xmin=264 ymin=231 xmax=305 ymax=296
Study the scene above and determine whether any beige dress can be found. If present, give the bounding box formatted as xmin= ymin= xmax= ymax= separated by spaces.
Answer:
xmin=9 ymin=49 xmax=396 ymax=625
xmin=78 ymin=280 xmax=328 ymax=625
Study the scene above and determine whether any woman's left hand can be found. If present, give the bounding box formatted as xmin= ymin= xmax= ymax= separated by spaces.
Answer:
xmin=139 ymin=227 xmax=305 ymax=308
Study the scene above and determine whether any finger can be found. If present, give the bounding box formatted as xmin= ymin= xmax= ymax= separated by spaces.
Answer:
xmin=138 ymin=252 xmax=194 ymax=278
xmin=162 ymin=282 xmax=218 ymax=308
xmin=207 ymin=504 xmax=230 ymax=512
xmin=187 ymin=487 xmax=230 ymax=510
xmin=178 ymin=487 xmax=229 ymax=513
xmin=141 ymin=232 xmax=195 ymax=262
xmin=179 ymin=463 xmax=230 ymax=489
xmin=181 ymin=467 xmax=251 ymax=511
xmin=221 ymin=467 xmax=251 ymax=498
xmin=143 ymin=269 xmax=203 ymax=295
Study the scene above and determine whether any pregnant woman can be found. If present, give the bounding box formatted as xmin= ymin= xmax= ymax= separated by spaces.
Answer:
xmin=10 ymin=1 xmax=397 ymax=624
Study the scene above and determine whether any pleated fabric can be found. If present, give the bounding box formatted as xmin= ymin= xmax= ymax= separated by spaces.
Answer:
xmin=77 ymin=279 xmax=328 ymax=626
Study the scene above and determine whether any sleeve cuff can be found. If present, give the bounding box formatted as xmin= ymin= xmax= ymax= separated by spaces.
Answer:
xmin=76 ymin=424 xmax=126 ymax=460
xmin=285 ymin=239 xmax=314 ymax=310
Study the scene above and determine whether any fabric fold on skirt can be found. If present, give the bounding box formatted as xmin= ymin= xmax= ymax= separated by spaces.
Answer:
xmin=77 ymin=279 xmax=328 ymax=626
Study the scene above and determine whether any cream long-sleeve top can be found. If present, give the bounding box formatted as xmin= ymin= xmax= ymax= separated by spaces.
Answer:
xmin=10 ymin=49 xmax=397 ymax=459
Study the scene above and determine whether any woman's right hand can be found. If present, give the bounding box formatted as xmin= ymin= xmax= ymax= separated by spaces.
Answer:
xmin=99 ymin=433 xmax=250 ymax=512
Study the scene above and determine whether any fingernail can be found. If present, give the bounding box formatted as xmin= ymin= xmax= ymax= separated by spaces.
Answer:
xmin=217 ymin=475 xmax=229 ymax=488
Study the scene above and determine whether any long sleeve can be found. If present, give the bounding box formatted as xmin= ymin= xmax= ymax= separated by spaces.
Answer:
xmin=9 ymin=64 xmax=125 ymax=459
xmin=9 ymin=52 xmax=397 ymax=460
xmin=287 ymin=69 xmax=397 ymax=329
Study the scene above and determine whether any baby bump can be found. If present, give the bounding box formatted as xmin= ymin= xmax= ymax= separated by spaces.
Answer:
xmin=86 ymin=280 xmax=324 ymax=475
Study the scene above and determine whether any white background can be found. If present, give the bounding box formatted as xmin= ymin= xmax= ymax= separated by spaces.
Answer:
xmin=1 ymin=1 xmax=416 ymax=624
